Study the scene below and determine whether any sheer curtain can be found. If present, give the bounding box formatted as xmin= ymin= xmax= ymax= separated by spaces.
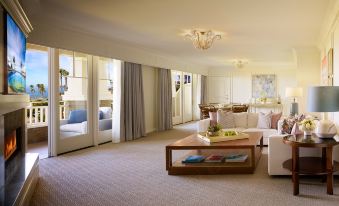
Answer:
xmin=112 ymin=61 xmax=146 ymax=142
xmin=156 ymin=68 xmax=173 ymax=131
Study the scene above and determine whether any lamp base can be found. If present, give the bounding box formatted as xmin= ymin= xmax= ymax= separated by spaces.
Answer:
xmin=290 ymin=102 xmax=298 ymax=116
xmin=315 ymin=120 xmax=337 ymax=138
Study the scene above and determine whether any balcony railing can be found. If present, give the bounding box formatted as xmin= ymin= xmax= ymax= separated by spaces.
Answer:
xmin=26 ymin=105 xmax=67 ymax=128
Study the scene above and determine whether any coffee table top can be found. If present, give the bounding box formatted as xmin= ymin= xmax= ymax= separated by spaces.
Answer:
xmin=166 ymin=132 xmax=263 ymax=149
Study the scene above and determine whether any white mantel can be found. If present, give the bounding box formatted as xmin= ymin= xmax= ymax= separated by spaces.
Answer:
xmin=0 ymin=94 xmax=30 ymax=115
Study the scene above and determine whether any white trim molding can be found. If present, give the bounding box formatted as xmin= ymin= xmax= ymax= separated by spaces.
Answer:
xmin=0 ymin=0 xmax=33 ymax=37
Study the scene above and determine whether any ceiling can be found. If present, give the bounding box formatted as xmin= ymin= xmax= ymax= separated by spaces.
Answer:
xmin=22 ymin=0 xmax=330 ymax=69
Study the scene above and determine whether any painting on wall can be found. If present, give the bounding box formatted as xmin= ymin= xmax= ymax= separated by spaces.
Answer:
xmin=321 ymin=48 xmax=333 ymax=86
xmin=6 ymin=13 xmax=27 ymax=94
xmin=252 ymin=74 xmax=276 ymax=98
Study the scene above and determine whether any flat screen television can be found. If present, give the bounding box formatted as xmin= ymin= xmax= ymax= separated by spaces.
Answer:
xmin=5 ymin=13 xmax=26 ymax=94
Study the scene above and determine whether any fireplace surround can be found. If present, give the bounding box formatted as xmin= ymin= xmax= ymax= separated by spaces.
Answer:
xmin=0 ymin=106 xmax=39 ymax=206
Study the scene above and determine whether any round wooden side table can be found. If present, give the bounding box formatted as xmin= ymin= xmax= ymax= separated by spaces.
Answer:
xmin=282 ymin=134 xmax=339 ymax=195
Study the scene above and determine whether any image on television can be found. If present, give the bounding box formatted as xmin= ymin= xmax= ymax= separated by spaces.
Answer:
xmin=6 ymin=13 xmax=26 ymax=94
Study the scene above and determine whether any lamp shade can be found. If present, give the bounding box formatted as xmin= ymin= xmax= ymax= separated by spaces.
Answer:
xmin=285 ymin=87 xmax=303 ymax=98
xmin=307 ymin=86 xmax=339 ymax=112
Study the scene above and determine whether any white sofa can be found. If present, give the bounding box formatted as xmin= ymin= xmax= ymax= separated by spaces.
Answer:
xmin=60 ymin=107 xmax=112 ymax=138
xmin=197 ymin=112 xmax=278 ymax=145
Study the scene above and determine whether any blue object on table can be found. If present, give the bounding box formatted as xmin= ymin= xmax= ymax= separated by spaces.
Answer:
xmin=182 ymin=155 xmax=205 ymax=163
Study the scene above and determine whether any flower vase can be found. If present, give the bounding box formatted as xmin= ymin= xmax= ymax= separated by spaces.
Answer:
xmin=303 ymin=130 xmax=312 ymax=136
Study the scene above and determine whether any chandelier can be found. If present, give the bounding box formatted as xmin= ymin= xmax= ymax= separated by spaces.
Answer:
xmin=232 ymin=59 xmax=248 ymax=69
xmin=185 ymin=30 xmax=221 ymax=50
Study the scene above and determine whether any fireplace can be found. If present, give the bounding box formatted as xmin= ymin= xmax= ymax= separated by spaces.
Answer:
xmin=0 ymin=107 xmax=39 ymax=206
xmin=4 ymin=130 xmax=17 ymax=161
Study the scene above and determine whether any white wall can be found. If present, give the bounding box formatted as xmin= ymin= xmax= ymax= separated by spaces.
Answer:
xmin=208 ymin=67 xmax=303 ymax=114
xmin=319 ymin=0 xmax=339 ymax=125
xmin=142 ymin=65 xmax=156 ymax=133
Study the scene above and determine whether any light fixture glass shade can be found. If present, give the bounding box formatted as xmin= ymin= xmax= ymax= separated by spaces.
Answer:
xmin=185 ymin=30 xmax=221 ymax=50
xmin=307 ymin=86 xmax=339 ymax=112
xmin=285 ymin=87 xmax=303 ymax=98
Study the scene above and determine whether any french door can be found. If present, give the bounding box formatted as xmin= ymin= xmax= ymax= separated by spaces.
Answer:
xmin=49 ymin=49 xmax=94 ymax=155
xmin=171 ymin=70 xmax=193 ymax=125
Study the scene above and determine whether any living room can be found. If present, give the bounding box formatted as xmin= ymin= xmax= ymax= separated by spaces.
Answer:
xmin=1 ymin=0 xmax=339 ymax=206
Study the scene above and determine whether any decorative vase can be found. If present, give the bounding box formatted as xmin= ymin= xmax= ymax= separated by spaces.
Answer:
xmin=303 ymin=130 xmax=312 ymax=136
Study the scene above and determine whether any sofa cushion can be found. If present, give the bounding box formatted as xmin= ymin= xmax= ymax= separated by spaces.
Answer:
xmin=217 ymin=110 xmax=235 ymax=128
xmin=271 ymin=112 xmax=282 ymax=129
xmin=68 ymin=109 xmax=87 ymax=124
xmin=60 ymin=122 xmax=85 ymax=133
xmin=234 ymin=112 xmax=248 ymax=128
xmin=257 ymin=112 xmax=272 ymax=129
xmin=244 ymin=128 xmax=278 ymax=138
xmin=99 ymin=107 xmax=112 ymax=119
xmin=247 ymin=113 xmax=258 ymax=128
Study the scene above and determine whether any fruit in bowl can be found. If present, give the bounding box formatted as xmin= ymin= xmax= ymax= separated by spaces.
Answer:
xmin=224 ymin=130 xmax=238 ymax=136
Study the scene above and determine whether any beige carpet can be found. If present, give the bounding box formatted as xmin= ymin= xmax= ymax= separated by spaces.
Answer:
xmin=30 ymin=122 xmax=339 ymax=206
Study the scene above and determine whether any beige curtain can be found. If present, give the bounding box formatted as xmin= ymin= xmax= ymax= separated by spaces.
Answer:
xmin=119 ymin=62 xmax=146 ymax=141
xmin=201 ymin=75 xmax=208 ymax=105
xmin=156 ymin=68 xmax=173 ymax=131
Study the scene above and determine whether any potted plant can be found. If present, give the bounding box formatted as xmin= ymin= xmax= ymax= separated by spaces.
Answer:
xmin=207 ymin=124 xmax=222 ymax=137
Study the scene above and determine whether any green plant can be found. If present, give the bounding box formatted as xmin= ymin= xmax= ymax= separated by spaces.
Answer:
xmin=208 ymin=124 xmax=222 ymax=132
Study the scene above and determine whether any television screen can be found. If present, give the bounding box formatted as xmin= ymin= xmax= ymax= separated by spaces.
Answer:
xmin=6 ymin=13 xmax=26 ymax=94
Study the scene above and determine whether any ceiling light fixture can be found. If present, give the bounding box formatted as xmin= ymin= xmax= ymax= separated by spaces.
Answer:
xmin=185 ymin=30 xmax=221 ymax=50
xmin=232 ymin=59 xmax=248 ymax=69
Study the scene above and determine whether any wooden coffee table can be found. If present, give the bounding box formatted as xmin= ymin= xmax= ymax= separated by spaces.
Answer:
xmin=166 ymin=132 xmax=263 ymax=175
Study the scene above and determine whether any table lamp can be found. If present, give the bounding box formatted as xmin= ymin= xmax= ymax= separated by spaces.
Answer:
xmin=286 ymin=87 xmax=303 ymax=116
xmin=307 ymin=86 xmax=339 ymax=138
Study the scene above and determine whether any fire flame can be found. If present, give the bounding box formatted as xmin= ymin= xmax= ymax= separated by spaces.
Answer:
xmin=5 ymin=131 xmax=17 ymax=160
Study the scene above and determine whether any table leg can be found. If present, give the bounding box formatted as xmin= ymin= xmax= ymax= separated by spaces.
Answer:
xmin=326 ymin=147 xmax=333 ymax=195
xmin=166 ymin=147 xmax=172 ymax=171
xmin=292 ymin=146 xmax=299 ymax=195
xmin=322 ymin=148 xmax=327 ymax=183
xmin=260 ymin=137 xmax=263 ymax=151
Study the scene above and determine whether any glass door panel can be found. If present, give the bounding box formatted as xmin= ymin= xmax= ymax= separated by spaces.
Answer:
xmin=172 ymin=70 xmax=183 ymax=125
xmin=58 ymin=49 xmax=93 ymax=153
xmin=97 ymin=57 xmax=113 ymax=144
xmin=183 ymin=72 xmax=193 ymax=123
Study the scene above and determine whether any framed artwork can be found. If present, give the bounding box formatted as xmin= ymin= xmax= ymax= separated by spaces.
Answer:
xmin=252 ymin=74 xmax=276 ymax=98
xmin=321 ymin=48 xmax=333 ymax=86
xmin=5 ymin=13 xmax=27 ymax=94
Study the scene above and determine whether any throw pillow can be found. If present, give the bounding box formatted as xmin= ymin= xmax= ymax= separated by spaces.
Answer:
xmin=209 ymin=111 xmax=217 ymax=126
xmin=257 ymin=112 xmax=272 ymax=129
xmin=233 ymin=112 xmax=248 ymax=128
xmin=217 ymin=110 xmax=235 ymax=128
xmin=247 ymin=113 xmax=258 ymax=128
xmin=271 ymin=112 xmax=282 ymax=129
xmin=68 ymin=109 xmax=87 ymax=124
xmin=99 ymin=107 xmax=112 ymax=119
xmin=291 ymin=123 xmax=303 ymax=135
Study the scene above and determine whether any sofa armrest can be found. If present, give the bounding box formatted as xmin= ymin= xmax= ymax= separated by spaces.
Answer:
xmin=99 ymin=118 xmax=112 ymax=131
xmin=197 ymin=118 xmax=211 ymax=132
xmin=60 ymin=119 xmax=68 ymax=125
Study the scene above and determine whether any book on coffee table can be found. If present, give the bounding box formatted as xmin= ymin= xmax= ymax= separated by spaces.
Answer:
xmin=205 ymin=154 xmax=224 ymax=163
xmin=182 ymin=155 xmax=205 ymax=163
xmin=225 ymin=154 xmax=248 ymax=162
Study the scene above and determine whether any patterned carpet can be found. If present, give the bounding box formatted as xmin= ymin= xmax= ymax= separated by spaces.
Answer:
xmin=30 ymin=122 xmax=339 ymax=206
